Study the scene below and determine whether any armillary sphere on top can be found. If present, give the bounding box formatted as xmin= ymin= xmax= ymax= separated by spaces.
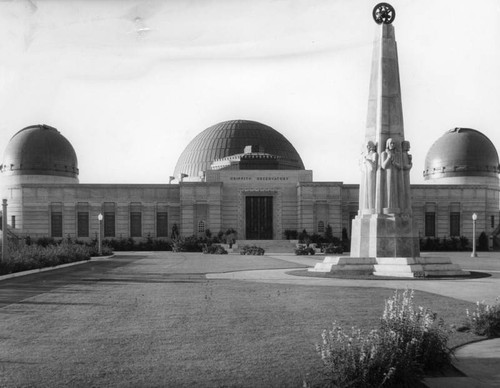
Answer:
xmin=373 ymin=3 xmax=396 ymax=24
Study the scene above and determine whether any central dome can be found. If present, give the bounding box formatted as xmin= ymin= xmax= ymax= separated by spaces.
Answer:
xmin=174 ymin=120 xmax=305 ymax=180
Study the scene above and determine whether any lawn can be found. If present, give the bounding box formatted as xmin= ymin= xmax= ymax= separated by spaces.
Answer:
xmin=0 ymin=253 xmax=483 ymax=387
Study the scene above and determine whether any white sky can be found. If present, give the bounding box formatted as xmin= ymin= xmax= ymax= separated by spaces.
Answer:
xmin=1 ymin=0 xmax=499 ymax=184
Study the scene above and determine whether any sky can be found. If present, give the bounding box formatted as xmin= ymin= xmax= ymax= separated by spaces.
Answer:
xmin=0 ymin=0 xmax=499 ymax=184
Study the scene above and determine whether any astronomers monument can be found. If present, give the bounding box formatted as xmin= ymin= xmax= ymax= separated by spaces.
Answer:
xmin=312 ymin=3 xmax=466 ymax=277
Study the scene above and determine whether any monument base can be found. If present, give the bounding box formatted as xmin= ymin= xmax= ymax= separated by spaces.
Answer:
xmin=350 ymin=214 xmax=420 ymax=258
xmin=309 ymin=256 xmax=469 ymax=278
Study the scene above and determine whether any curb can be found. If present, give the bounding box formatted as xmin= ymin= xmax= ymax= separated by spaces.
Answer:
xmin=0 ymin=254 xmax=115 ymax=282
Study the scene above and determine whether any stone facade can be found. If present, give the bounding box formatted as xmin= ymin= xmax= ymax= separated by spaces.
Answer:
xmin=1 ymin=173 xmax=498 ymax=244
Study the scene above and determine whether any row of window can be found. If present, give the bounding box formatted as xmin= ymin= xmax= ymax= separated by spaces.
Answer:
xmin=424 ymin=213 xmax=495 ymax=237
xmin=51 ymin=211 xmax=169 ymax=238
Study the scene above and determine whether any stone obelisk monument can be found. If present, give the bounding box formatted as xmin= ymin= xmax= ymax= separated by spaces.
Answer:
xmin=312 ymin=4 xmax=466 ymax=277
xmin=350 ymin=3 xmax=419 ymax=258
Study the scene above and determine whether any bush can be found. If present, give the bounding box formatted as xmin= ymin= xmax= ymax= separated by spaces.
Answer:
xmin=478 ymin=232 xmax=489 ymax=251
xmin=284 ymin=229 xmax=298 ymax=240
xmin=465 ymin=299 xmax=500 ymax=338
xmin=103 ymin=237 xmax=172 ymax=251
xmin=0 ymin=241 xmax=102 ymax=275
xmin=35 ymin=237 xmax=57 ymax=247
xmin=317 ymin=324 xmax=396 ymax=388
xmin=317 ymin=289 xmax=451 ymax=387
xmin=298 ymin=229 xmax=311 ymax=245
xmin=420 ymin=236 xmax=470 ymax=251
xmin=171 ymin=236 xmax=204 ymax=252
xmin=240 ymin=245 xmax=265 ymax=255
xmin=294 ymin=246 xmax=315 ymax=255
xmin=202 ymin=244 xmax=228 ymax=255
xmin=322 ymin=243 xmax=343 ymax=254
xmin=381 ymin=289 xmax=451 ymax=373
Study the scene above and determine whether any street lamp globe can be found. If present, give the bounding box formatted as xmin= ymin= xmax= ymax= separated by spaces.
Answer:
xmin=98 ymin=213 xmax=103 ymax=221
xmin=472 ymin=213 xmax=477 ymax=221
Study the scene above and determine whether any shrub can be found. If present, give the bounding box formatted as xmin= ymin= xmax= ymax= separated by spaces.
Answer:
xmin=298 ymin=229 xmax=310 ymax=245
xmin=323 ymin=243 xmax=343 ymax=254
xmin=381 ymin=289 xmax=451 ymax=373
xmin=35 ymin=237 xmax=57 ymax=247
xmin=325 ymin=224 xmax=334 ymax=243
xmin=310 ymin=233 xmax=323 ymax=245
xmin=203 ymin=244 xmax=228 ymax=255
xmin=284 ymin=229 xmax=298 ymax=240
xmin=317 ymin=289 xmax=451 ymax=387
xmin=317 ymin=324 xmax=396 ymax=388
xmin=465 ymin=298 xmax=500 ymax=337
xmin=478 ymin=231 xmax=489 ymax=251
xmin=171 ymin=236 xmax=204 ymax=252
xmin=240 ymin=245 xmax=265 ymax=255
xmin=294 ymin=246 xmax=315 ymax=255
xmin=0 ymin=241 xmax=99 ymax=275
xmin=420 ymin=236 xmax=471 ymax=251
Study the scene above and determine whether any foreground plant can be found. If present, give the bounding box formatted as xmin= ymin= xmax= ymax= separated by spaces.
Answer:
xmin=465 ymin=298 xmax=500 ymax=338
xmin=316 ymin=289 xmax=452 ymax=387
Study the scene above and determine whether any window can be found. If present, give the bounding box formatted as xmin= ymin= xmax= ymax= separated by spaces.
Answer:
xmin=104 ymin=212 xmax=115 ymax=237
xmin=130 ymin=212 xmax=142 ymax=237
xmin=491 ymin=215 xmax=495 ymax=229
xmin=51 ymin=213 xmax=63 ymax=237
xmin=198 ymin=220 xmax=205 ymax=233
xmin=450 ymin=212 xmax=460 ymax=236
xmin=318 ymin=221 xmax=325 ymax=233
xmin=157 ymin=212 xmax=168 ymax=237
xmin=425 ymin=212 xmax=436 ymax=237
xmin=77 ymin=212 xmax=89 ymax=238
xmin=11 ymin=215 xmax=15 ymax=229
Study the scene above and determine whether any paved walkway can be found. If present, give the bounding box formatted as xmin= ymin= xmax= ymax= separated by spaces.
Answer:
xmin=207 ymin=252 xmax=500 ymax=387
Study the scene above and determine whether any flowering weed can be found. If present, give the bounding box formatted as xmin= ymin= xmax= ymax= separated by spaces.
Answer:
xmin=317 ymin=289 xmax=451 ymax=387
xmin=465 ymin=298 xmax=500 ymax=338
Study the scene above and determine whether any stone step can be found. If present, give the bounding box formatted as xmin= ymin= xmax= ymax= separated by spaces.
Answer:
xmin=313 ymin=255 xmax=470 ymax=277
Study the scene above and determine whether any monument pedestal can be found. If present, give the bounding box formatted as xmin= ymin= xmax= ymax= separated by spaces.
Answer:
xmin=350 ymin=214 xmax=419 ymax=258
xmin=311 ymin=212 xmax=468 ymax=278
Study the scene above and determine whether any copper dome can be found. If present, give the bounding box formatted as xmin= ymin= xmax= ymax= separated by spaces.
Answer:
xmin=1 ymin=124 xmax=79 ymax=179
xmin=174 ymin=120 xmax=305 ymax=179
xmin=423 ymin=128 xmax=499 ymax=180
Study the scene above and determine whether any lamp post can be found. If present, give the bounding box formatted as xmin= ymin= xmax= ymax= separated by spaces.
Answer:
xmin=98 ymin=213 xmax=103 ymax=256
xmin=471 ymin=213 xmax=478 ymax=258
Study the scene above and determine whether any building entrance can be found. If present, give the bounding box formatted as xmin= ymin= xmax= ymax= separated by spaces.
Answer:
xmin=245 ymin=196 xmax=273 ymax=239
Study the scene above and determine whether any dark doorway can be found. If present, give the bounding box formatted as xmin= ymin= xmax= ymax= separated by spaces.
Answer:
xmin=246 ymin=196 xmax=273 ymax=239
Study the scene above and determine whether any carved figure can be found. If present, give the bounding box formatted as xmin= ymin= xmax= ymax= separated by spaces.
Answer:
xmin=380 ymin=138 xmax=401 ymax=211
xmin=362 ymin=141 xmax=378 ymax=211
xmin=401 ymin=140 xmax=413 ymax=214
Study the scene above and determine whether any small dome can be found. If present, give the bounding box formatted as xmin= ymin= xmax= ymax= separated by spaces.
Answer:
xmin=1 ymin=124 xmax=79 ymax=179
xmin=423 ymin=128 xmax=499 ymax=182
xmin=174 ymin=120 xmax=304 ymax=179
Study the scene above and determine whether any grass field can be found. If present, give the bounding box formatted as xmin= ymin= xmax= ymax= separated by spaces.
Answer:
xmin=0 ymin=253 xmax=484 ymax=387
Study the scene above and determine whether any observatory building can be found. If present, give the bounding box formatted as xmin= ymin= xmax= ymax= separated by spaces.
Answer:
xmin=1 ymin=121 xmax=499 ymax=247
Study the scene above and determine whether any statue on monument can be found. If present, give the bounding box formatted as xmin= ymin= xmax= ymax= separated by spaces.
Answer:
xmin=401 ymin=140 xmax=413 ymax=214
xmin=380 ymin=138 xmax=401 ymax=212
xmin=361 ymin=140 xmax=378 ymax=212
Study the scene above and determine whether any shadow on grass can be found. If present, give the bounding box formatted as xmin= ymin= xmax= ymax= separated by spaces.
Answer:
xmin=287 ymin=269 xmax=492 ymax=280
